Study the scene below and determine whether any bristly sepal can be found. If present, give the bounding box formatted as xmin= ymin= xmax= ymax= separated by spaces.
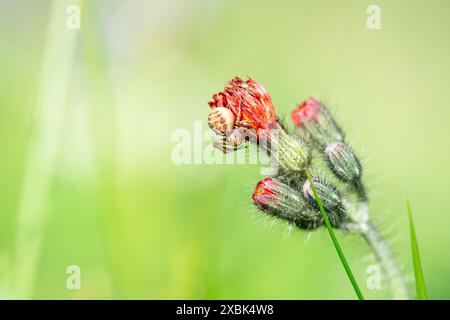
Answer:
xmin=268 ymin=125 xmax=311 ymax=174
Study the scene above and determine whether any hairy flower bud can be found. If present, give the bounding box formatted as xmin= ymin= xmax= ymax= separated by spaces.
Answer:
xmin=295 ymin=208 xmax=324 ymax=230
xmin=267 ymin=125 xmax=310 ymax=173
xmin=302 ymin=177 xmax=346 ymax=227
xmin=252 ymin=178 xmax=322 ymax=230
xmin=325 ymin=142 xmax=362 ymax=186
xmin=291 ymin=97 xmax=344 ymax=149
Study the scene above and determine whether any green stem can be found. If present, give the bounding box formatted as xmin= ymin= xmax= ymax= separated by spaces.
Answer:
xmin=305 ymin=169 xmax=364 ymax=300
xmin=343 ymin=197 xmax=409 ymax=300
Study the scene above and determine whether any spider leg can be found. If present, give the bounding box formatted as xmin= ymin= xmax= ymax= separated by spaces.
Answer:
xmin=213 ymin=136 xmax=248 ymax=154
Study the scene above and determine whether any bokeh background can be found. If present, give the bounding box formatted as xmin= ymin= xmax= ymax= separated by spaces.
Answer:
xmin=1 ymin=0 xmax=449 ymax=299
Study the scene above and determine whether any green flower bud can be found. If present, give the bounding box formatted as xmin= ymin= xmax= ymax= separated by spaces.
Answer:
xmin=325 ymin=142 xmax=362 ymax=186
xmin=265 ymin=125 xmax=311 ymax=174
xmin=302 ymin=177 xmax=346 ymax=227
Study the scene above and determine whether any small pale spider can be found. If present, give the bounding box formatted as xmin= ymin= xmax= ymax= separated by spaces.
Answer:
xmin=213 ymin=128 xmax=249 ymax=154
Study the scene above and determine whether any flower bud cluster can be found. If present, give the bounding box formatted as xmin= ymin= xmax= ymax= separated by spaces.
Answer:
xmin=207 ymin=78 xmax=366 ymax=231
xmin=292 ymin=98 xmax=363 ymax=188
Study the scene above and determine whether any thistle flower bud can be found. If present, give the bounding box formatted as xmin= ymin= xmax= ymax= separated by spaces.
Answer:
xmin=252 ymin=178 xmax=322 ymax=230
xmin=291 ymin=97 xmax=344 ymax=149
xmin=325 ymin=142 xmax=362 ymax=186
xmin=302 ymin=177 xmax=345 ymax=227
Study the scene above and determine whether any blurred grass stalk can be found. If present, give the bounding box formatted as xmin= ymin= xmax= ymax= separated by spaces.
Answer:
xmin=81 ymin=1 xmax=128 ymax=297
xmin=12 ymin=0 xmax=85 ymax=298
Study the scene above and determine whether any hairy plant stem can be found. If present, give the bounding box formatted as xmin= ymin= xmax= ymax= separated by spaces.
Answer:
xmin=360 ymin=221 xmax=409 ymax=300
xmin=344 ymin=185 xmax=409 ymax=300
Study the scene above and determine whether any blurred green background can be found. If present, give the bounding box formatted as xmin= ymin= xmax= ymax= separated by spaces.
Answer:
xmin=1 ymin=0 xmax=449 ymax=299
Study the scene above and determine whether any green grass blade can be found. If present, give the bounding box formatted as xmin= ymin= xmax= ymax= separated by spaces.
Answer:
xmin=406 ymin=199 xmax=428 ymax=300
xmin=306 ymin=170 xmax=364 ymax=300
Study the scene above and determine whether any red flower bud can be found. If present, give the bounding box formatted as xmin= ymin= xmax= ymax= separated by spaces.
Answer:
xmin=291 ymin=97 xmax=344 ymax=148
xmin=291 ymin=97 xmax=321 ymax=127
xmin=208 ymin=77 xmax=277 ymax=132
xmin=252 ymin=177 xmax=279 ymax=209
xmin=252 ymin=177 xmax=322 ymax=230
